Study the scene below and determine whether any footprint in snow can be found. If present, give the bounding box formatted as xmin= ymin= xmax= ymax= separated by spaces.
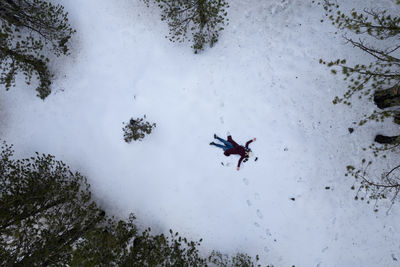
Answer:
xmin=243 ymin=178 xmax=249 ymax=185
xmin=254 ymin=193 xmax=260 ymax=200
xmin=254 ymin=222 xmax=260 ymax=227
xmin=256 ymin=209 xmax=264 ymax=219
xmin=265 ymin=229 xmax=271 ymax=236
xmin=246 ymin=200 xmax=252 ymax=206
xmin=219 ymin=116 xmax=224 ymax=124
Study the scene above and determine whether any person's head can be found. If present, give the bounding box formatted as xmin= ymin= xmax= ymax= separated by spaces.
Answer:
xmin=245 ymin=148 xmax=253 ymax=158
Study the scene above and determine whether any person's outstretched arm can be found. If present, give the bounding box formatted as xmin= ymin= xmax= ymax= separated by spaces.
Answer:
xmin=237 ymin=156 xmax=244 ymax=170
xmin=245 ymin=138 xmax=256 ymax=148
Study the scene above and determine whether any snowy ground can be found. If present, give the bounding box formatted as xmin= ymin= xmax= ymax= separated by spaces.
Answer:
xmin=2 ymin=0 xmax=400 ymax=265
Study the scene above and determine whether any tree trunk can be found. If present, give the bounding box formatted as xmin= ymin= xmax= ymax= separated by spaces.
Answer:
xmin=374 ymin=85 xmax=400 ymax=109
xmin=375 ymin=134 xmax=400 ymax=144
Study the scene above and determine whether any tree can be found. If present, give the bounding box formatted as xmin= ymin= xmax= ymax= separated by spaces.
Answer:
xmin=320 ymin=0 xmax=400 ymax=126
xmin=0 ymin=141 xmax=106 ymax=265
xmin=0 ymin=0 xmax=75 ymax=99
xmin=70 ymin=214 xmax=138 ymax=266
xmin=122 ymin=228 xmax=208 ymax=266
xmin=142 ymin=0 xmax=229 ymax=53
xmin=0 ymin=141 xmax=262 ymax=266
xmin=347 ymin=163 xmax=400 ymax=212
xmin=319 ymin=1 xmax=400 ymax=211
xmin=208 ymin=251 xmax=263 ymax=267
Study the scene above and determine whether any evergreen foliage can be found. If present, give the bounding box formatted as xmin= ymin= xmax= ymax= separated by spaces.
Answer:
xmin=70 ymin=214 xmax=137 ymax=266
xmin=347 ymin=162 xmax=400 ymax=212
xmin=142 ymin=0 xmax=229 ymax=53
xmin=319 ymin=0 xmax=400 ymax=126
xmin=123 ymin=115 xmax=156 ymax=143
xmin=0 ymin=141 xmax=261 ymax=266
xmin=0 ymin=141 xmax=106 ymax=265
xmin=0 ymin=0 xmax=75 ymax=99
xmin=208 ymin=251 xmax=263 ymax=267
xmin=122 ymin=228 xmax=207 ymax=266
xmin=319 ymin=1 xmax=400 ymax=211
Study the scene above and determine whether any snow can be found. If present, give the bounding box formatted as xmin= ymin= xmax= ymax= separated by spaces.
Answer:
xmin=1 ymin=0 xmax=400 ymax=265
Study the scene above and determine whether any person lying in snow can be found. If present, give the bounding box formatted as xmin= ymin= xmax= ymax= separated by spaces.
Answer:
xmin=210 ymin=134 xmax=256 ymax=171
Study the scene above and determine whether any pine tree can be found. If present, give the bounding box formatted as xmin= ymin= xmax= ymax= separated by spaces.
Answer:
xmin=0 ymin=141 xmax=262 ymax=266
xmin=122 ymin=228 xmax=207 ymax=266
xmin=209 ymin=251 xmax=262 ymax=267
xmin=0 ymin=0 xmax=75 ymax=99
xmin=319 ymin=1 xmax=400 ymax=211
xmin=320 ymin=0 xmax=400 ymax=126
xmin=0 ymin=141 xmax=105 ymax=265
xmin=347 ymin=163 xmax=400 ymax=212
xmin=142 ymin=0 xmax=229 ymax=53
xmin=70 ymin=214 xmax=138 ymax=266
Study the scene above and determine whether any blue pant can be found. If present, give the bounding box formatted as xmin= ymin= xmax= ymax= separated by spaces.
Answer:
xmin=213 ymin=136 xmax=234 ymax=151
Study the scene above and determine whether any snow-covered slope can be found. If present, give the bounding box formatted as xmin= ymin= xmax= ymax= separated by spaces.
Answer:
xmin=1 ymin=0 xmax=400 ymax=265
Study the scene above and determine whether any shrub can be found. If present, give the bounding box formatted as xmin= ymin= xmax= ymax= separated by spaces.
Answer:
xmin=122 ymin=115 xmax=156 ymax=143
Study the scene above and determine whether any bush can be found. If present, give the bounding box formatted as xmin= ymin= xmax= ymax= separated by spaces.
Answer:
xmin=122 ymin=115 xmax=156 ymax=143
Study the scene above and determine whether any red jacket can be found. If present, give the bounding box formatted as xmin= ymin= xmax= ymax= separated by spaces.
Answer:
xmin=224 ymin=136 xmax=253 ymax=168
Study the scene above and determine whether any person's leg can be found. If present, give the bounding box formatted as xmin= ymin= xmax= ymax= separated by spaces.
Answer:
xmin=211 ymin=142 xmax=230 ymax=150
xmin=225 ymin=141 xmax=234 ymax=149
xmin=215 ymin=136 xmax=233 ymax=147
